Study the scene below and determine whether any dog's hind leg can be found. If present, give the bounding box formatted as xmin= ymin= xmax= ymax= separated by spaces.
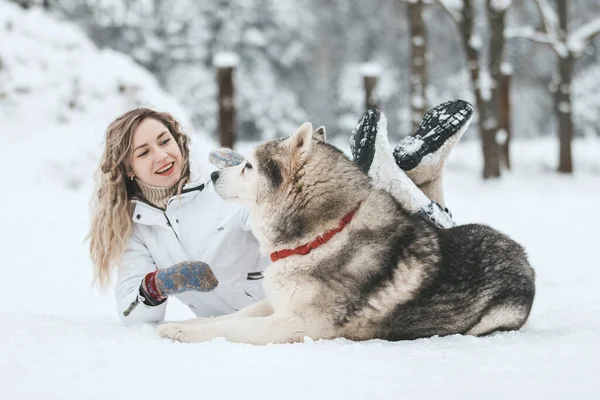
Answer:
xmin=177 ymin=300 xmax=274 ymax=326
xmin=466 ymin=305 xmax=530 ymax=336
xmin=157 ymin=314 xmax=307 ymax=345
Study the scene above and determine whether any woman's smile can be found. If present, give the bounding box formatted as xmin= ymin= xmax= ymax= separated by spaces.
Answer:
xmin=156 ymin=162 xmax=175 ymax=176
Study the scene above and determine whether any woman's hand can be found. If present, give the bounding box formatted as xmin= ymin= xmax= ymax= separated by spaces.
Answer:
xmin=209 ymin=148 xmax=245 ymax=169
xmin=141 ymin=261 xmax=219 ymax=304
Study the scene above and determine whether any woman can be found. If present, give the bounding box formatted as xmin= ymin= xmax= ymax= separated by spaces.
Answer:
xmin=89 ymin=100 xmax=472 ymax=326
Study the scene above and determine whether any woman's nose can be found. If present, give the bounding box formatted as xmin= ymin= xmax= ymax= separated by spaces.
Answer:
xmin=154 ymin=150 xmax=169 ymax=162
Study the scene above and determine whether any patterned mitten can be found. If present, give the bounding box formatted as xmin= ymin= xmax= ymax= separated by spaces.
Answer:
xmin=209 ymin=148 xmax=245 ymax=169
xmin=142 ymin=261 xmax=219 ymax=304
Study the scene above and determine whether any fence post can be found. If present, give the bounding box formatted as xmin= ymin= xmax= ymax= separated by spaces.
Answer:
xmin=360 ymin=62 xmax=381 ymax=110
xmin=214 ymin=52 xmax=239 ymax=149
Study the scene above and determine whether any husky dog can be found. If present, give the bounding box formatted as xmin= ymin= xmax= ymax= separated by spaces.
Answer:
xmin=157 ymin=123 xmax=535 ymax=344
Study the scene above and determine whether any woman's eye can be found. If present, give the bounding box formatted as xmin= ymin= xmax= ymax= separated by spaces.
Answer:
xmin=160 ymin=138 xmax=171 ymax=145
xmin=138 ymin=150 xmax=149 ymax=157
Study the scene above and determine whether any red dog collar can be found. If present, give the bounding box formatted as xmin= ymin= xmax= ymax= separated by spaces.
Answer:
xmin=270 ymin=204 xmax=360 ymax=262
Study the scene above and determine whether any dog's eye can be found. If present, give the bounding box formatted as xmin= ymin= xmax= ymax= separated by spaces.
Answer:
xmin=243 ymin=162 xmax=253 ymax=171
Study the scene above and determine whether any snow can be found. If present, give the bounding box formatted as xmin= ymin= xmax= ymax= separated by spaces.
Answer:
xmin=496 ymin=128 xmax=508 ymax=145
xmin=521 ymin=0 xmax=568 ymax=58
xmin=500 ymin=62 xmax=514 ymax=75
xmin=359 ymin=62 xmax=382 ymax=78
xmin=504 ymin=26 xmax=564 ymax=56
xmin=412 ymin=95 xmax=425 ymax=109
xmin=244 ymin=28 xmax=267 ymax=47
xmin=412 ymin=35 xmax=425 ymax=46
xmin=483 ymin=116 xmax=497 ymax=130
xmin=490 ymin=0 xmax=511 ymax=12
xmin=573 ymin=64 xmax=600 ymax=136
xmin=567 ymin=17 xmax=600 ymax=54
xmin=3 ymin=122 xmax=600 ymax=399
xmin=469 ymin=34 xmax=482 ymax=50
xmin=213 ymin=51 xmax=240 ymax=68
xmin=558 ymin=101 xmax=571 ymax=114
xmin=535 ymin=0 xmax=559 ymax=38
xmin=0 ymin=1 xmax=191 ymax=134
xmin=2 ymin=1 xmax=600 ymax=399
xmin=437 ymin=0 xmax=464 ymax=13
xmin=478 ymin=68 xmax=493 ymax=101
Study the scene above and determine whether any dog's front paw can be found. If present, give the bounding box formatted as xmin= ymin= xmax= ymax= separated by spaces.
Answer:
xmin=156 ymin=323 xmax=187 ymax=341
xmin=156 ymin=323 xmax=213 ymax=343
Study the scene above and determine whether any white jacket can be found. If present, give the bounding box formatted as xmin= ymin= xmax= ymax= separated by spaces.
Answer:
xmin=115 ymin=172 xmax=269 ymax=326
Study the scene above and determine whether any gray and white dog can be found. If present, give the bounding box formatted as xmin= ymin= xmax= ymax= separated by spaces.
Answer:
xmin=157 ymin=122 xmax=535 ymax=344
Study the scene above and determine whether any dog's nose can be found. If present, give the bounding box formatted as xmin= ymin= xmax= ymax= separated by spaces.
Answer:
xmin=211 ymin=170 xmax=220 ymax=182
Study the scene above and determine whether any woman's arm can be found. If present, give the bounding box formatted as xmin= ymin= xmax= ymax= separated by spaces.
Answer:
xmin=115 ymin=231 xmax=219 ymax=326
xmin=115 ymin=233 xmax=167 ymax=327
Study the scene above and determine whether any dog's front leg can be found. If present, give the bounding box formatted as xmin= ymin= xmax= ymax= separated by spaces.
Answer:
xmin=158 ymin=314 xmax=306 ymax=345
xmin=176 ymin=299 xmax=274 ymax=326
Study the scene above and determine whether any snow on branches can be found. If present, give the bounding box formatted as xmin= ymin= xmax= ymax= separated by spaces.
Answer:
xmin=568 ymin=18 xmax=600 ymax=54
xmin=507 ymin=0 xmax=600 ymax=58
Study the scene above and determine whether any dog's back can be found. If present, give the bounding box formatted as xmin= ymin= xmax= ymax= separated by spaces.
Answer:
xmin=375 ymin=221 xmax=535 ymax=340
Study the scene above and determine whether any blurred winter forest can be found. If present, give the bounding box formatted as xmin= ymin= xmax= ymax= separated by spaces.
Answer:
xmin=8 ymin=0 xmax=600 ymax=178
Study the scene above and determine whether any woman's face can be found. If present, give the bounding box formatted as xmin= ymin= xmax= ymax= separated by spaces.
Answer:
xmin=128 ymin=118 xmax=183 ymax=188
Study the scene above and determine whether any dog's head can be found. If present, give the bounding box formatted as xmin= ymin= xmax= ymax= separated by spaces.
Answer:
xmin=211 ymin=122 xmax=370 ymax=250
xmin=210 ymin=123 xmax=325 ymax=208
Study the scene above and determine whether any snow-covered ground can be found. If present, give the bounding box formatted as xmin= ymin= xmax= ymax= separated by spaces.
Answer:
xmin=2 ymin=124 xmax=599 ymax=399
xmin=2 ymin=1 xmax=600 ymax=399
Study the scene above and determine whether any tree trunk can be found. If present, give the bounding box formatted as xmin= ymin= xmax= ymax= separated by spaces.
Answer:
xmin=479 ymin=101 xmax=501 ymax=179
xmin=556 ymin=0 xmax=574 ymax=173
xmin=498 ymin=71 xmax=512 ymax=169
xmin=408 ymin=0 xmax=428 ymax=132
xmin=363 ymin=75 xmax=379 ymax=110
xmin=458 ymin=0 xmax=501 ymax=179
xmin=556 ymin=53 xmax=574 ymax=173
xmin=217 ymin=66 xmax=236 ymax=149
xmin=484 ymin=0 xmax=508 ymax=178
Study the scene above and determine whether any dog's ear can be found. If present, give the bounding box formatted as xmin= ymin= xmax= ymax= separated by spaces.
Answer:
xmin=313 ymin=126 xmax=326 ymax=142
xmin=290 ymin=122 xmax=313 ymax=170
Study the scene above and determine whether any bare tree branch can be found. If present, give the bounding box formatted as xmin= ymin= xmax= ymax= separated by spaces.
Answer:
xmin=568 ymin=17 xmax=600 ymax=53
xmin=506 ymin=0 xmax=571 ymax=58
xmin=534 ymin=0 xmax=559 ymax=37
xmin=504 ymin=26 xmax=566 ymax=56
xmin=436 ymin=0 xmax=462 ymax=24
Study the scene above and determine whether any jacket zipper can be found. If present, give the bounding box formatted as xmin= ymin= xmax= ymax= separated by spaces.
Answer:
xmin=164 ymin=213 xmax=180 ymax=241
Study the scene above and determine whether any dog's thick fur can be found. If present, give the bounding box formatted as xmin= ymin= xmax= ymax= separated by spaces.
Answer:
xmin=157 ymin=123 xmax=535 ymax=344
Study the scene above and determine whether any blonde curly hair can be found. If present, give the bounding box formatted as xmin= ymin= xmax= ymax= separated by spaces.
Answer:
xmin=88 ymin=108 xmax=191 ymax=288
